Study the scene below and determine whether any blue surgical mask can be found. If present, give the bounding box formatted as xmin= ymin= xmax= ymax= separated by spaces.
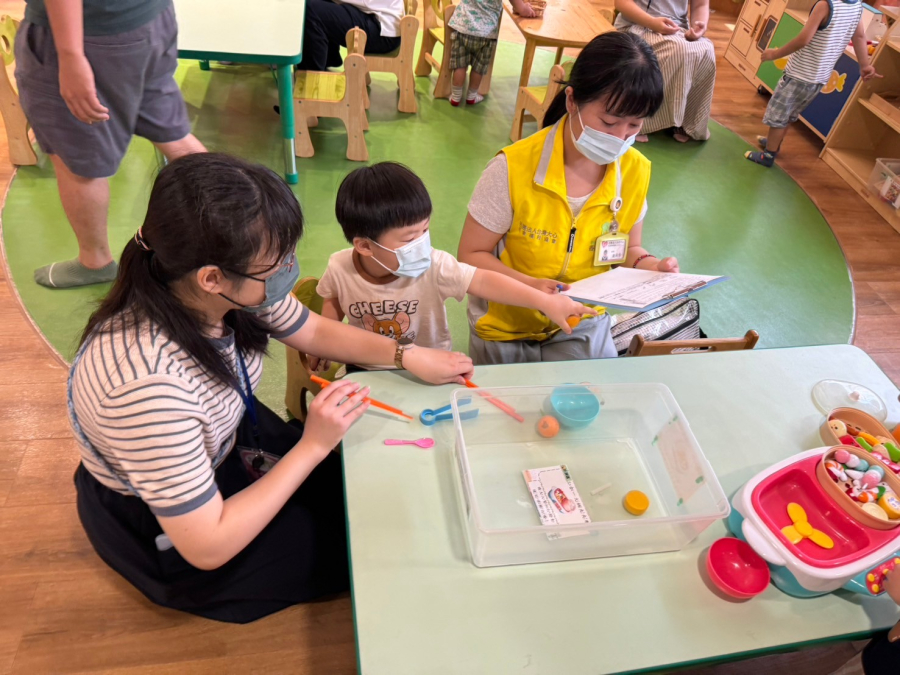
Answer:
xmin=570 ymin=109 xmax=636 ymax=166
xmin=369 ymin=231 xmax=433 ymax=278
xmin=220 ymin=254 xmax=300 ymax=313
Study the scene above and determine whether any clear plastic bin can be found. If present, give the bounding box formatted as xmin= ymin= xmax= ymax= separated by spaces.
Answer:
xmin=867 ymin=158 xmax=900 ymax=210
xmin=451 ymin=384 xmax=730 ymax=567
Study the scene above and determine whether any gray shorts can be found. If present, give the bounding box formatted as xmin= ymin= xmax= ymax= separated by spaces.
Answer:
xmin=15 ymin=3 xmax=191 ymax=178
xmin=468 ymin=314 xmax=617 ymax=365
xmin=762 ymin=75 xmax=823 ymax=129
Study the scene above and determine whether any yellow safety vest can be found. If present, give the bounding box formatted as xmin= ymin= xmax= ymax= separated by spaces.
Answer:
xmin=473 ymin=116 xmax=652 ymax=342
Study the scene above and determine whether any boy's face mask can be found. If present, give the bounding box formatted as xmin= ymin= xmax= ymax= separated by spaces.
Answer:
xmin=369 ymin=231 xmax=433 ymax=278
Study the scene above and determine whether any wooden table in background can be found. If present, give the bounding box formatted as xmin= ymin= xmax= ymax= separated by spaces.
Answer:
xmin=502 ymin=0 xmax=614 ymax=88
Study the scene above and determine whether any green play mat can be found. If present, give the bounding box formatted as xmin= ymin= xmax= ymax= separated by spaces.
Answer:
xmin=1 ymin=40 xmax=853 ymax=414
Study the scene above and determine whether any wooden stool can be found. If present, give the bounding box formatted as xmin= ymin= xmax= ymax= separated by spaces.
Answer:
xmin=627 ymin=330 xmax=760 ymax=357
xmin=293 ymin=29 xmax=369 ymax=161
xmin=0 ymin=16 xmax=37 ymax=166
xmin=359 ymin=0 xmax=420 ymax=113
xmin=510 ymin=60 xmax=572 ymax=142
xmin=415 ymin=0 xmax=493 ymax=99
xmin=285 ymin=277 xmax=345 ymax=422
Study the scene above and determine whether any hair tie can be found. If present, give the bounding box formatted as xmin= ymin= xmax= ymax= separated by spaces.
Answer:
xmin=134 ymin=227 xmax=152 ymax=252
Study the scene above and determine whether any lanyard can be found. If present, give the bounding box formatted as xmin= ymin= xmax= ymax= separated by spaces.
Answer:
xmin=609 ymin=159 xmax=624 ymax=234
xmin=235 ymin=350 xmax=260 ymax=447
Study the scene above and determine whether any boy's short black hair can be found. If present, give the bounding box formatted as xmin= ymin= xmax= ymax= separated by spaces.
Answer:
xmin=335 ymin=162 xmax=433 ymax=243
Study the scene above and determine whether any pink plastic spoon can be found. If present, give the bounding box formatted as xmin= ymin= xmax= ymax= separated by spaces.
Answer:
xmin=384 ymin=438 xmax=435 ymax=448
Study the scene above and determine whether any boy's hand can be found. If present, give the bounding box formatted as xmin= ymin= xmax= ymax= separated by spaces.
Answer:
xmin=684 ymin=20 xmax=706 ymax=41
xmin=307 ymin=355 xmax=332 ymax=372
xmin=59 ymin=53 xmax=110 ymax=124
xmin=761 ymin=48 xmax=778 ymax=63
xmin=540 ymin=295 xmax=599 ymax=334
xmin=403 ymin=347 xmax=474 ymax=385
xmin=656 ymin=256 xmax=680 ymax=273
xmin=651 ymin=17 xmax=681 ymax=35
xmin=860 ymin=64 xmax=882 ymax=82
xmin=512 ymin=0 xmax=536 ymax=17
xmin=531 ymin=278 xmax=567 ymax=294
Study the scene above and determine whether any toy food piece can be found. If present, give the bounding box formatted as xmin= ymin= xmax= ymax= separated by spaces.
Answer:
xmin=860 ymin=432 xmax=881 ymax=447
xmin=835 ymin=448 xmax=852 ymax=464
xmin=829 ymin=419 xmax=848 ymax=437
xmin=879 ymin=494 xmax=900 ymax=519
xmin=877 ymin=436 xmax=893 ymax=445
xmin=623 ymin=490 xmax=649 ymax=516
xmin=844 ymin=453 xmax=863 ymax=469
xmin=847 ymin=424 xmax=861 ymax=436
xmin=846 ymin=469 xmax=865 ymax=481
xmin=537 ymin=415 xmax=560 ymax=438
xmin=782 ymin=502 xmax=834 ymax=549
xmin=825 ymin=459 xmax=848 ymax=482
xmin=885 ymin=442 xmax=900 ymax=463
xmin=857 ymin=437 xmax=874 ymax=452
xmin=840 ymin=435 xmax=861 ymax=448
xmin=863 ymin=503 xmax=890 ymax=521
xmin=566 ymin=316 xmax=581 ymax=329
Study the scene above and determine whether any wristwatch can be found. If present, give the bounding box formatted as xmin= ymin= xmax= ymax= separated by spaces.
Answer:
xmin=394 ymin=337 xmax=415 ymax=370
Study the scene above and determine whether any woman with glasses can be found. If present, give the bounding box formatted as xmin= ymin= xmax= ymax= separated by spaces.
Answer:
xmin=70 ymin=153 xmax=474 ymax=623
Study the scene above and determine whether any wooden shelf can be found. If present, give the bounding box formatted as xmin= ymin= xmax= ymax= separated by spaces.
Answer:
xmin=883 ymin=6 xmax=899 ymax=22
xmin=859 ymin=97 xmax=900 ymax=135
xmin=823 ymin=148 xmax=900 ymax=233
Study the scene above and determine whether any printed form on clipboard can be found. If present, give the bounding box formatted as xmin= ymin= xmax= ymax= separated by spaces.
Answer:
xmin=561 ymin=268 xmax=727 ymax=312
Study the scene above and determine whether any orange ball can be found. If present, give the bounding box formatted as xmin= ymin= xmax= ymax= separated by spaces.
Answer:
xmin=537 ymin=415 xmax=560 ymax=438
xmin=566 ymin=316 xmax=581 ymax=328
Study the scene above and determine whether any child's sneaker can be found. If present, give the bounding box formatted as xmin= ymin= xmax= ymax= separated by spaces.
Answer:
xmin=466 ymin=92 xmax=484 ymax=105
xmin=745 ymin=150 xmax=776 ymax=167
xmin=450 ymin=96 xmax=462 ymax=107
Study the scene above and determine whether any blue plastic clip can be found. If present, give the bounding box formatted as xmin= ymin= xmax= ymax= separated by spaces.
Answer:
xmin=420 ymin=397 xmax=479 ymax=426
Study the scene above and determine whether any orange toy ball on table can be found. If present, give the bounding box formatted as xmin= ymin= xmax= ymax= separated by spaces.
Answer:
xmin=537 ymin=416 xmax=560 ymax=438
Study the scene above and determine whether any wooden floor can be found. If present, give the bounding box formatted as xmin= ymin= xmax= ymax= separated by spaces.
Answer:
xmin=0 ymin=4 xmax=897 ymax=674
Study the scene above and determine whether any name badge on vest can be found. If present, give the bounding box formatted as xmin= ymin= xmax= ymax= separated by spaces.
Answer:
xmin=594 ymin=212 xmax=628 ymax=266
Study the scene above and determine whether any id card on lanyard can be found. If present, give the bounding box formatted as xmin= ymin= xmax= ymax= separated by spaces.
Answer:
xmin=233 ymin=350 xmax=280 ymax=480
xmin=594 ymin=159 xmax=629 ymax=266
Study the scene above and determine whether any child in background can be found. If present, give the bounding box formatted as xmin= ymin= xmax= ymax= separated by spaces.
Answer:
xmin=746 ymin=0 xmax=879 ymax=167
xmin=447 ymin=0 xmax=535 ymax=106
xmin=308 ymin=162 xmax=594 ymax=371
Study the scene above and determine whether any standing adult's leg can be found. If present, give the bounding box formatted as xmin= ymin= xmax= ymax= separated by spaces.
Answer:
xmin=33 ymin=155 xmax=117 ymax=288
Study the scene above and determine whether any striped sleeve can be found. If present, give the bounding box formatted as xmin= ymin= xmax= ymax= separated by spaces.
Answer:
xmin=263 ymin=294 xmax=310 ymax=339
xmin=96 ymin=375 xmax=218 ymax=517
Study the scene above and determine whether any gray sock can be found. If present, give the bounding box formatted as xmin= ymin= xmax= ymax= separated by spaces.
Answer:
xmin=34 ymin=258 xmax=117 ymax=289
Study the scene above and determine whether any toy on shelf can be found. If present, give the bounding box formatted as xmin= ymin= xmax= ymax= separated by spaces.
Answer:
xmin=782 ymin=502 xmax=834 ymax=549
xmin=420 ymin=397 xmax=479 ymax=425
xmin=727 ymin=446 xmax=900 ymax=598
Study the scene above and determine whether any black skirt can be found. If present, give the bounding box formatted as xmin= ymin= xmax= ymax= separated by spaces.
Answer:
xmin=74 ymin=399 xmax=350 ymax=624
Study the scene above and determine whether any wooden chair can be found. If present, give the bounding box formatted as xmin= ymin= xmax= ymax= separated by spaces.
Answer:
xmin=627 ymin=330 xmax=760 ymax=357
xmin=355 ymin=0 xmax=419 ymax=113
xmin=415 ymin=0 xmax=493 ymax=99
xmin=293 ymin=28 xmax=369 ymax=161
xmin=0 ymin=16 xmax=37 ymax=166
xmin=509 ymin=60 xmax=573 ymax=142
xmin=285 ymin=277 xmax=345 ymax=422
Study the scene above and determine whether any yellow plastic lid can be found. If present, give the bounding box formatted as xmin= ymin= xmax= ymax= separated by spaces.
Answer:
xmin=623 ymin=490 xmax=650 ymax=516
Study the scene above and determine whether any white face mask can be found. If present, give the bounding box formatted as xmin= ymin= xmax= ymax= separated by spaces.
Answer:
xmin=369 ymin=230 xmax=433 ymax=278
xmin=570 ymin=109 xmax=636 ymax=166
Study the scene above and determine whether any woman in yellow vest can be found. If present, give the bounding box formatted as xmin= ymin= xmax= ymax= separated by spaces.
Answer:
xmin=458 ymin=32 xmax=680 ymax=364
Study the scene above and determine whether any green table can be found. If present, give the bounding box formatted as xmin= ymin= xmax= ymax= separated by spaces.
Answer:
xmin=342 ymin=346 xmax=900 ymax=674
xmin=172 ymin=0 xmax=304 ymax=184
